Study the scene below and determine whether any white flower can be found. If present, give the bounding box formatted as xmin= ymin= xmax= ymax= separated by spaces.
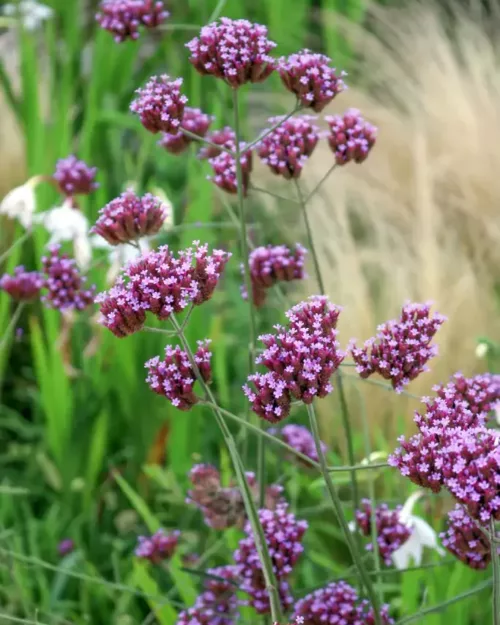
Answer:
xmin=3 ymin=1 xmax=53 ymax=31
xmin=36 ymin=203 xmax=92 ymax=269
xmin=91 ymin=236 xmax=150 ymax=285
xmin=148 ymin=185 xmax=174 ymax=231
xmin=0 ymin=182 xmax=36 ymax=229
xmin=391 ymin=491 xmax=444 ymax=570
xmin=475 ymin=342 xmax=489 ymax=359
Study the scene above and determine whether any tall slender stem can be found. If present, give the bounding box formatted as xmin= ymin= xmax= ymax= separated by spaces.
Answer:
xmin=294 ymin=178 xmax=359 ymax=508
xmin=171 ymin=316 xmax=282 ymax=622
xmin=180 ymin=128 xmax=235 ymax=156
xmin=0 ymin=229 xmax=33 ymax=266
xmin=307 ymin=403 xmax=382 ymax=625
xmin=0 ymin=303 xmax=25 ymax=351
xmin=304 ymin=163 xmax=337 ymax=204
xmin=245 ymin=106 xmax=300 ymax=151
xmin=232 ymin=88 xmax=264 ymax=499
xmin=491 ymin=519 xmax=500 ymax=625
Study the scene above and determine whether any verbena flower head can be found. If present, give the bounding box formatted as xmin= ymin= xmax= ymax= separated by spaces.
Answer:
xmin=431 ymin=372 xmax=500 ymax=422
xmin=53 ymin=156 xmax=98 ymax=196
xmin=130 ymin=75 xmax=188 ymax=134
xmin=96 ymin=242 xmax=231 ymax=337
xmin=441 ymin=505 xmax=492 ymax=570
xmin=279 ymin=423 xmax=327 ymax=465
xmin=243 ymin=371 xmax=292 ymax=423
xmin=91 ymin=190 xmax=169 ymax=245
xmin=354 ymin=499 xmax=412 ymax=566
xmin=186 ymin=463 xmax=283 ymax=530
xmin=158 ymin=107 xmax=214 ymax=154
xmin=42 ymin=245 xmax=95 ymax=311
xmin=177 ymin=565 xmax=240 ymax=625
xmin=198 ymin=126 xmax=236 ymax=160
xmin=186 ymin=18 xmax=277 ymax=88
xmin=278 ymin=50 xmax=347 ymax=112
xmin=57 ymin=538 xmax=74 ymax=556
xmin=135 ymin=528 xmax=180 ymax=564
xmin=250 ymin=296 xmax=344 ymax=408
xmin=233 ymin=503 xmax=308 ymax=614
xmin=0 ymin=266 xmax=43 ymax=301
xmin=145 ymin=340 xmax=212 ymax=411
xmin=349 ymin=301 xmax=446 ymax=393
xmin=208 ymin=146 xmax=252 ymax=196
xmin=326 ymin=109 xmax=377 ymax=165
xmin=96 ymin=0 xmax=168 ymax=42
xmin=243 ymin=244 xmax=307 ymax=307
xmin=293 ymin=581 xmax=393 ymax=625
xmin=257 ymin=115 xmax=320 ymax=179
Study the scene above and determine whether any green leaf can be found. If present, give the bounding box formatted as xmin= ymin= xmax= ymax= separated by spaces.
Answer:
xmin=131 ymin=561 xmax=178 ymax=625
xmin=113 ymin=472 xmax=159 ymax=533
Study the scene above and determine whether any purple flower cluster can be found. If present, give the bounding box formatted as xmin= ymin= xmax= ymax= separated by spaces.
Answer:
xmin=208 ymin=146 xmax=253 ymax=196
xmin=96 ymin=0 xmax=169 ymax=42
xmin=57 ymin=539 xmax=75 ymax=557
xmin=440 ymin=505 xmax=492 ymax=570
xmin=135 ymin=528 xmax=180 ymax=564
xmin=257 ymin=115 xmax=320 ymax=179
xmin=243 ymin=244 xmax=307 ymax=308
xmin=278 ymin=50 xmax=347 ymax=112
xmin=158 ymin=107 xmax=214 ymax=154
xmin=279 ymin=423 xmax=327 ymax=465
xmin=130 ymin=75 xmax=188 ymax=134
xmin=42 ymin=246 xmax=95 ymax=311
xmin=293 ymin=581 xmax=393 ymax=625
xmin=186 ymin=463 xmax=283 ymax=530
xmin=390 ymin=371 xmax=500 ymax=523
xmin=326 ymin=109 xmax=377 ymax=165
xmin=177 ymin=566 xmax=239 ymax=625
xmin=198 ymin=127 xmax=236 ymax=160
xmin=233 ymin=503 xmax=308 ymax=614
xmin=244 ymin=296 xmax=344 ymax=422
xmin=145 ymin=341 xmax=212 ymax=411
xmin=0 ymin=267 xmax=43 ymax=302
xmin=186 ymin=18 xmax=277 ymax=88
xmin=91 ymin=190 xmax=169 ymax=245
xmin=354 ymin=500 xmax=412 ymax=566
xmin=350 ymin=301 xmax=446 ymax=392
xmin=96 ymin=242 xmax=231 ymax=337
xmin=53 ymin=156 xmax=98 ymax=197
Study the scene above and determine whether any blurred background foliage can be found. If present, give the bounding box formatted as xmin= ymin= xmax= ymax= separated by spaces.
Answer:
xmin=0 ymin=0 xmax=499 ymax=623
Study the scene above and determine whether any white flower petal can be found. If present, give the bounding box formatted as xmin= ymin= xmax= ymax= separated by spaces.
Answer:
xmin=392 ymin=530 xmax=423 ymax=569
xmin=0 ymin=184 xmax=36 ymax=229
xmin=74 ymin=235 xmax=92 ymax=271
xmin=410 ymin=516 xmax=445 ymax=554
xmin=400 ymin=490 xmax=424 ymax=522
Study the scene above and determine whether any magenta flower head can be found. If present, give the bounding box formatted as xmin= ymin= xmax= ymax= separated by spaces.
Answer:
xmin=350 ymin=301 xmax=446 ymax=393
xmin=278 ymin=423 xmax=327 ymax=465
xmin=326 ymin=109 xmax=377 ymax=165
xmin=208 ymin=146 xmax=253 ymax=196
xmin=293 ymin=581 xmax=393 ymax=625
xmin=432 ymin=372 xmax=500 ymax=421
xmin=91 ymin=190 xmax=169 ymax=245
xmin=186 ymin=18 xmax=277 ymax=88
xmin=130 ymin=75 xmax=188 ymax=134
xmin=234 ymin=503 xmax=308 ymax=614
xmin=135 ymin=528 xmax=180 ymax=564
xmin=96 ymin=242 xmax=231 ymax=337
xmin=354 ymin=500 xmax=412 ymax=566
xmin=198 ymin=126 xmax=236 ymax=160
xmin=158 ymin=107 xmax=215 ymax=155
xmin=243 ymin=371 xmax=292 ymax=424
xmin=57 ymin=539 xmax=75 ymax=557
xmin=53 ymin=155 xmax=98 ymax=197
xmin=42 ymin=245 xmax=95 ymax=311
xmin=187 ymin=463 xmax=283 ymax=530
xmin=249 ymin=296 xmax=344 ymax=410
xmin=0 ymin=266 xmax=43 ymax=302
xmin=96 ymin=0 xmax=169 ymax=42
xmin=441 ymin=505 xmax=492 ymax=570
xmin=177 ymin=565 xmax=240 ymax=625
xmin=278 ymin=50 xmax=347 ymax=112
xmin=257 ymin=115 xmax=320 ymax=179
xmin=146 ymin=340 xmax=212 ymax=411
xmin=243 ymin=243 xmax=307 ymax=307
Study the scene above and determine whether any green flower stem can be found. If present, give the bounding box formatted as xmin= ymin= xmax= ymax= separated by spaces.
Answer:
xmin=0 ymin=228 xmax=33 ymax=266
xmin=180 ymin=128 xmax=235 ymax=157
xmin=170 ymin=315 xmax=283 ymax=622
xmin=294 ymin=177 xmax=359 ymax=508
xmin=249 ymin=185 xmax=300 ymax=204
xmin=245 ymin=106 xmax=300 ymax=151
xmin=491 ymin=519 xmax=500 ymax=625
xmin=304 ymin=163 xmax=337 ymax=203
xmin=341 ymin=372 xmax=421 ymax=400
xmin=307 ymin=402 xmax=382 ymax=625
xmin=0 ymin=302 xmax=25 ymax=351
